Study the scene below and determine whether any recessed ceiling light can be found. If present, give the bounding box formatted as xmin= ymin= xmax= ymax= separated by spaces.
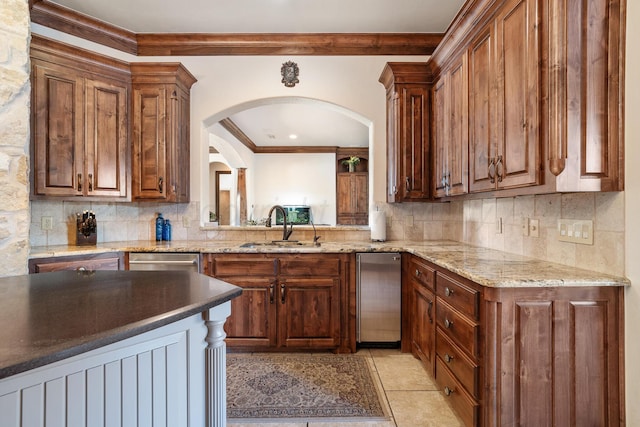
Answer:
xmin=289 ymin=134 xmax=298 ymax=140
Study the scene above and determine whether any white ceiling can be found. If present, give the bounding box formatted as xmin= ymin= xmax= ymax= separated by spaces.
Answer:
xmin=49 ymin=0 xmax=465 ymax=148
xmin=50 ymin=0 xmax=464 ymax=34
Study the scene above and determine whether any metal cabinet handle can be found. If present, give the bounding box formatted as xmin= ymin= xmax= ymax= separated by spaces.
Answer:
xmin=76 ymin=266 xmax=87 ymax=271
xmin=496 ymin=155 xmax=504 ymax=182
xmin=280 ymin=284 xmax=286 ymax=304
xmin=444 ymin=386 xmax=454 ymax=396
xmin=269 ymin=284 xmax=275 ymax=304
xmin=445 ymin=287 xmax=454 ymax=297
xmin=415 ymin=269 xmax=421 ymax=277
xmin=405 ymin=176 xmax=411 ymax=192
xmin=158 ymin=177 xmax=163 ymax=193
xmin=444 ymin=318 xmax=453 ymax=329
xmin=77 ymin=173 xmax=82 ymax=192
xmin=488 ymin=158 xmax=496 ymax=184
xmin=427 ymin=300 xmax=433 ymax=324
xmin=88 ymin=174 xmax=93 ymax=192
xmin=444 ymin=353 xmax=454 ymax=363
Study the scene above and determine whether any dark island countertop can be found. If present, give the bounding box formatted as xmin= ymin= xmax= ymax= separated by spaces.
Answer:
xmin=0 ymin=270 xmax=242 ymax=380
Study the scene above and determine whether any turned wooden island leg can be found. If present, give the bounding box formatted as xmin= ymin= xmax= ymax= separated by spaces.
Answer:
xmin=204 ymin=302 xmax=231 ymax=427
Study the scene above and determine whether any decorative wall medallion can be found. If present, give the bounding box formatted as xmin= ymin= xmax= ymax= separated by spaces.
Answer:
xmin=281 ymin=61 xmax=299 ymax=87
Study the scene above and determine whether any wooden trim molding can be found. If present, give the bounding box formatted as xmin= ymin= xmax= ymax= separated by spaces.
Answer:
xmin=136 ymin=33 xmax=443 ymax=56
xmin=30 ymin=0 xmax=138 ymax=55
xmin=219 ymin=118 xmax=339 ymax=154
xmin=30 ymin=0 xmax=444 ymax=56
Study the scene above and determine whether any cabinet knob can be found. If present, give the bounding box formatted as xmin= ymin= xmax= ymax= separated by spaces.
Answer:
xmin=445 ymin=287 xmax=453 ymax=297
xmin=444 ymin=353 xmax=454 ymax=363
xmin=415 ymin=269 xmax=421 ymax=277
xmin=444 ymin=318 xmax=453 ymax=329
xmin=444 ymin=386 xmax=454 ymax=396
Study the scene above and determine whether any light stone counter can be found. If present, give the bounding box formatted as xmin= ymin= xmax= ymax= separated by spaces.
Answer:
xmin=29 ymin=239 xmax=630 ymax=288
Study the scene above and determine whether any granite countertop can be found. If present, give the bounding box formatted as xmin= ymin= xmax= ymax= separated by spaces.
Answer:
xmin=29 ymin=239 xmax=630 ymax=288
xmin=0 ymin=270 xmax=242 ymax=379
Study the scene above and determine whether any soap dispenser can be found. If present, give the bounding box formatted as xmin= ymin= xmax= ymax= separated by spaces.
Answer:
xmin=155 ymin=213 xmax=164 ymax=241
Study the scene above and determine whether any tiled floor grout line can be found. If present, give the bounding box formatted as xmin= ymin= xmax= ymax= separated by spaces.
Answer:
xmin=368 ymin=350 xmax=399 ymax=427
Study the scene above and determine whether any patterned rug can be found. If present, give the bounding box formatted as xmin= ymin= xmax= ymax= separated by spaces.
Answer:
xmin=226 ymin=353 xmax=388 ymax=422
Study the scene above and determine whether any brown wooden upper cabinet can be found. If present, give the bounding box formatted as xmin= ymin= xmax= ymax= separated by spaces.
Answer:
xmin=468 ymin=0 xmax=541 ymax=194
xmin=432 ymin=53 xmax=469 ymax=198
xmin=426 ymin=0 xmax=624 ymax=199
xmin=336 ymin=148 xmax=369 ymax=225
xmin=379 ymin=63 xmax=432 ymax=202
xmin=30 ymin=35 xmax=130 ymax=200
xmin=131 ymin=64 xmax=196 ymax=202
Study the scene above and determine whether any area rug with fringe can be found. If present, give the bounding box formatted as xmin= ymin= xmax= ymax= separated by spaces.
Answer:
xmin=226 ymin=353 xmax=387 ymax=422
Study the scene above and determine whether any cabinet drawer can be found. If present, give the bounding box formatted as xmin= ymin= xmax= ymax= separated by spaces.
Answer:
xmin=408 ymin=257 xmax=435 ymax=291
xmin=436 ymin=273 xmax=480 ymax=319
xmin=279 ymin=256 xmax=341 ymax=277
xmin=436 ymin=300 xmax=480 ymax=358
xmin=212 ymin=257 xmax=276 ymax=277
xmin=435 ymin=357 xmax=480 ymax=427
xmin=436 ymin=329 xmax=479 ymax=398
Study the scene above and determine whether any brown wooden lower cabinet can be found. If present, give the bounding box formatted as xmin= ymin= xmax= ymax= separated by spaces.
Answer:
xmin=406 ymin=255 xmax=625 ymax=427
xmin=203 ymin=253 xmax=352 ymax=352
xmin=29 ymin=252 xmax=124 ymax=273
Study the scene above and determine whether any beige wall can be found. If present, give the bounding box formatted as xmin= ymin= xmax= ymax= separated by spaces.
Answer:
xmin=0 ymin=0 xmax=30 ymax=277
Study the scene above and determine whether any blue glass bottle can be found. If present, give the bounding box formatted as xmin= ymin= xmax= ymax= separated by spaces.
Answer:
xmin=155 ymin=213 xmax=164 ymax=241
xmin=163 ymin=219 xmax=172 ymax=241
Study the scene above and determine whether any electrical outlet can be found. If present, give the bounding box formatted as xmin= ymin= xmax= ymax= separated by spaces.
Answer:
xmin=529 ymin=219 xmax=540 ymax=238
xmin=41 ymin=216 xmax=53 ymax=230
xmin=496 ymin=217 xmax=503 ymax=234
xmin=522 ymin=217 xmax=530 ymax=236
xmin=557 ymin=219 xmax=594 ymax=245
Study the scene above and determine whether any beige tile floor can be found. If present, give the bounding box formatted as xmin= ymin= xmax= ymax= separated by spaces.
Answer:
xmin=228 ymin=348 xmax=464 ymax=427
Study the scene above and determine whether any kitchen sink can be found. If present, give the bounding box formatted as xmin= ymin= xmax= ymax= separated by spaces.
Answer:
xmin=239 ymin=241 xmax=320 ymax=248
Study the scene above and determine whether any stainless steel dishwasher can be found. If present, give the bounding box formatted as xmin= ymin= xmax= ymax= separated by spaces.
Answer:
xmin=128 ymin=252 xmax=201 ymax=272
xmin=356 ymin=252 xmax=402 ymax=346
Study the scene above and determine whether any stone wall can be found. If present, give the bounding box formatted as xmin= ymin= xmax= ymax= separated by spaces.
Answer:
xmin=0 ymin=0 xmax=30 ymax=277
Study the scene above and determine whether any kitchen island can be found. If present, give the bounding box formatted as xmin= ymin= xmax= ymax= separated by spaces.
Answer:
xmin=0 ymin=270 xmax=241 ymax=427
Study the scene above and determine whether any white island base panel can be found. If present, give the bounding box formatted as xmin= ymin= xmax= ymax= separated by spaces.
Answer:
xmin=0 ymin=302 xmax=231 ymax=427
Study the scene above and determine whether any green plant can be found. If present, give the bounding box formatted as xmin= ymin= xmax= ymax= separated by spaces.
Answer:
xmin=341 ymin=156 xmax=360 ymax=167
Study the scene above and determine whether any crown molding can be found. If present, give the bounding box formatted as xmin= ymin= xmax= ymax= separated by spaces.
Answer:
xmin=30 ymin=0 xmax=443 ymax=56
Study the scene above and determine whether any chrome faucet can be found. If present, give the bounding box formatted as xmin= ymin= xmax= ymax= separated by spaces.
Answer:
xmin=266 ymin=205 xmax=293 ymax=241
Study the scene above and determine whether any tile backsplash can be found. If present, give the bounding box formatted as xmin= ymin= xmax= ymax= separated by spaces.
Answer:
xmin=31 ymin=191 xmax=625 ymax=277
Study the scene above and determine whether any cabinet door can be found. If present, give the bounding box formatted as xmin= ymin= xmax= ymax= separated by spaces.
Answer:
xmin=411 ymin=280 xmax=435 ymax=375
xmin=433 ymin=54 xmax=469 ymax=199
xmin=132 ymin=85 xmax=167 ymax=200
xmin=494 ymin=0 xmax=541 ymax=190
xmin=400 ymin=86 xmax=430 ymax=200
xmin=32 ymin=64 xmax=84 ymax=197
xmin=224 ymin=278 xmax=278 ymax=347
xmin=432 ymin=76 xmax=448 ymax=198
xmin=85 ymin=78 xmax=129 ymax=198
xmin=167 ymin=86 xmax=190 ymax=202
xmin=386 ymin=90 xmax=401 ymax=202
xmin=468 ymin=29 xmax=495 ymax=193
xmin=337 ymin=173 xmax=368 ymax=225
xmin=278 ymin=277 xmax=341 ymax=349
xmin=447 ymin=55 xmax=469 ymax=196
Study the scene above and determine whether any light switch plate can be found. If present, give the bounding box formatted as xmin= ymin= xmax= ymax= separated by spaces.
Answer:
xmin=41 ymin=216 xmax=53 ymax=230
xmin=557 ymin=219 xmax=594 ymax=245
